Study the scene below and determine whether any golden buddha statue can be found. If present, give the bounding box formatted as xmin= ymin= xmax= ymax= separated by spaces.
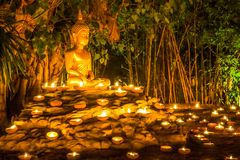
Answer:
xmin=65 ymin=12 xmax=110 ymax=88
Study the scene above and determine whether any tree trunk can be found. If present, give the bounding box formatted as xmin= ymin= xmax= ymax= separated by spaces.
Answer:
xmin=0 ymin=80 xmax=7 ymax=126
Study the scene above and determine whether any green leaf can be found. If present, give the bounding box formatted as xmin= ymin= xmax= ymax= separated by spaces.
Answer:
xmin=94 ymin=53 xmax=101 ymax=61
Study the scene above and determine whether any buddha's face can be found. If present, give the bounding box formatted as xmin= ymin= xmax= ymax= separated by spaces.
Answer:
xmin=74 ymin=28 xmax=89 ymax=47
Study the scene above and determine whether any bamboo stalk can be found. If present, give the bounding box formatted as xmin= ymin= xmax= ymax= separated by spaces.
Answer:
xmin=145 ymin=35 xmax=153 ymax=97
xmin=127 ymin=49 xmax=133 ymax=84
xmin=201 ymin=46 xmax=204 ymax=104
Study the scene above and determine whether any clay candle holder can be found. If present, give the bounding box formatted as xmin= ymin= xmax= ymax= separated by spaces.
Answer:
xmin=211 ymin=110 xmax=219 ymax=117
xmin=97 ymin=110 xmax=109 ymax=121
xmin=178 ymin=147 xmax=191 ymax=155
xmin=225 ymin=126 xmax=234 ymax=132
xmin=49 ymin=100 xmax=62 ymax=107
xmin=69 ymin=118 xmax=83 ymax=125
xmin=66 ymin=152 xmax=80 ymax=160
xmin=47 ymin=82 xmax=57 ymax=92
xmin=112 ymin=136 xmax=124 ymax=144
xmin=18 ymin=152 xmax=32 ymax=160
xmin=161 ymin=121 xmax=171 ymax=129
xmin=58 ymin=84 xmax=69 ymax=91
xmin=199 ymin=119 xmax=209 ymax=124
xmin=160 ymin=145 xmax=173 ymax=152
xmin=131 ymin=86 xmax=143 ymax=94
xmin=95 ymin=82 xmax=106 ymax=90
xmin=31 ymin=109 xmax=43 ymax=117
xmin=115 ymin=87 xmax=127 ymax=97
xmin=230 ymin=105 xmax=237 ymax=112
xmin=208 ymin=123 xmax=217 ymax=128
xmin=96 ymin=98 xmax=109 ymax=106
xmin=203 ymin=142 xmax=215 ymax=148
xmin=224 ymin=155 xmax=238 ymax=160
xmin=215 ymin=124 xmax=224 ymax=131
xmin=33 ymin=95 xmax=45 ymax=102
xmin=46 ymin=131 xmax=59 ymax=140
xmin=176 ymin=118 xmax=185 ymax=125
xmin=123 ymin=84 xmax=134 ymax=90
xmin=126 ymin=151 xmax=139 ymax=159
xmin=136 ymin=107 xmax=150 ymax=115
xmin=74 ymin=101 xmax=87 ymax=109
xmin=5 ymin=124 xmax=18 ymax=134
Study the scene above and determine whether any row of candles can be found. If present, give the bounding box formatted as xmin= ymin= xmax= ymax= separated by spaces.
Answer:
xmin=41 ymin=81 xmax=143 ymax=93
xmin=17 ymin=147 xmax=238 ymax=160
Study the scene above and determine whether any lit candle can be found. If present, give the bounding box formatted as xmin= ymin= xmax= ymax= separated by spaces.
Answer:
xmin=136 ymin=107 xmax=150 ymax=114
xmin=112 ymin=136 xmax=124 ymax=144
xmin=69 ymin=118 xmax=83 ymax=125
xmin=79 ymin=81 xmax=84 ymax=87
xmin=131 ymin=86 xmax=143 ymax=93
xmin=178 ymin=147 xmax=191 ymax=155
xmin=224 ymin=155 xmax=238 ymax=160
xmin=160 ymin=145 xmax=173 ymax=152
xmin=161 ymin=121 xmax=171 ymax=129
xmin=199 ymin=119 xmax=208 ymax=124
xmin=126 ymin=151 xmax=139 ymax=159
xmin=195 ymin=102 xmax=200 ymax=109
xmin=200 ymin=137 xmax=209 ymax=143
xmin=236 ymin=111 xmax=240 ymax=118
xmin=173 ymin=104 xmax=178 ymax=109
xmin=154 ymin=103 xmax=164 ymax=109
xmin=31 ymin=109 xmax=43 ymax=117
xmin=115 ymin=82 xmax=119 ymax=87
xmin=95 ymin=82 xmax=106 ymax=89
xmin=123 ymin=84 xmax=134 ymax=90
xmin=217 ymin=107 xmax=225 ymax=112
xmin=66 ymin=152 xmax=80 ymax=160
xmin=96 ymin=98 xmax=109 ymax=106
xmin=230 ymin=105 xmax=237 ymax=112
xmin=221 ymin=115 xmax=229 ymax=122
xmin=97 ymin=110 xmax=109 ymax=121
xmin=46 ymin=131 xmax=59 ymax=140
xmin=211 ymin=110 xmax=219 ymax=117
xmin=124 ymin=108 xmax=134 ymax=117
xmin=176 ymin=118 xmax=185 ymax=125
xmin=42 ymin=82 xmax=48 ymax=90
xmin=203 ymin=142 xmax=215 ymax=148
xmin=203 ymin=130 xmax=214 ymax=135
xmin=33 ymin=95 xmax=45 ymax=102
xmin=48 ymin=82 xmax=57 ymax=92
xmin=192 ymin=114 xmax=199 ymax=120
xmin=18 ymin=152 xmax=32 ymax=160
xmin=58 ymin=84 xmax=69 ymax=91
xmin=215 ymin=124 xmax=224 ymax=131
xmin=5 ymin=125 xmax=18 ymax=134
xmin=186 ymin=118 xmax=195 ymax=123
xmin=115 ymin=87 xmax=127 ymax=97
xmin=194 ymin=134 xmax=204 ymax=139
xmin=225 ymin=126 xmax=235 ymax=132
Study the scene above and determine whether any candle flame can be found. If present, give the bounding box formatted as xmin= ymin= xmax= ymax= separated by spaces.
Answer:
xmin=99 ymin=110 xmax=108 ymax=117
xmin=79 ymin=81 xmax=84 ymax=87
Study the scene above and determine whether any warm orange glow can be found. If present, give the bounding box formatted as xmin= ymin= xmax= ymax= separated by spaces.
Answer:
xmin=46 ymin=131 xmax=58 ymax=140
xmin=33 ymin=95 xmax=45 ymax=101
xmin=112 ymin=136 xmax=124 ymax=144
xmin=18 ymin=152 xmax=32 ymax=160
xmin=5 ymin=125 xmax=18 ymax=134
xmin=178 ymin=147 xmax=191 ymax=155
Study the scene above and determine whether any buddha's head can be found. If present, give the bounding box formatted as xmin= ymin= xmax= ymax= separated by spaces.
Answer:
xmin=71 ymin=12 xmax=89 ymax=47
